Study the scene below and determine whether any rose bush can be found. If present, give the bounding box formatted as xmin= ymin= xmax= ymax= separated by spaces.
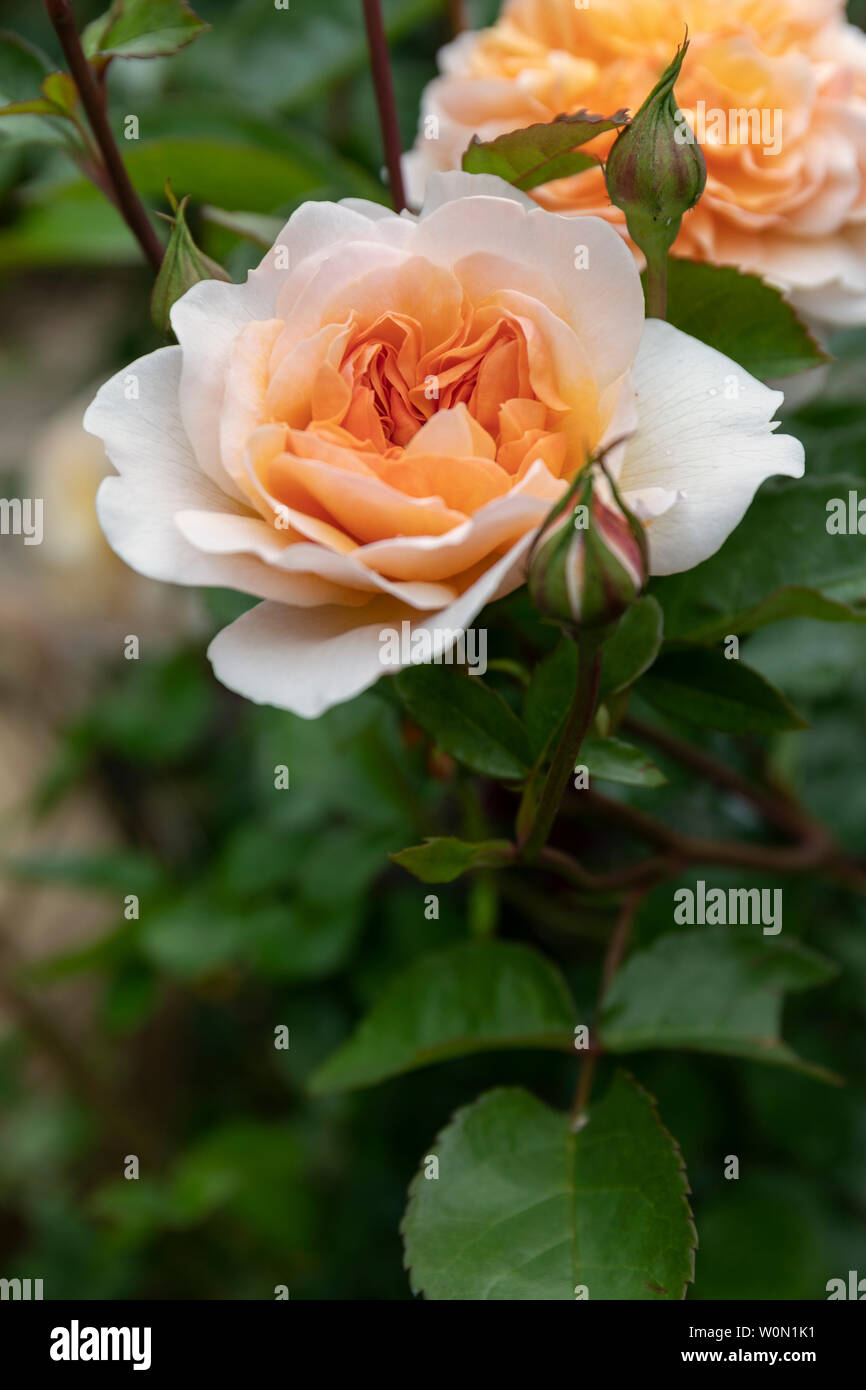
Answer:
xmin=85 ymin=173 xmax=803 ymax=718
xmin=2 ymin=0 xmax=865 ymax=1313
xmin=405 ymin=0 xmax=866 ymax=324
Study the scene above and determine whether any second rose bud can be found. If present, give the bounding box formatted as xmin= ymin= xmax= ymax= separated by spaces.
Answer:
xmin=528 ymin=467 xmax=649 ymax=638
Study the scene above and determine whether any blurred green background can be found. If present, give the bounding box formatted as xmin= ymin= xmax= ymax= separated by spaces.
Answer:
xmin=0 ymin=0 xmax=865 ymax=1300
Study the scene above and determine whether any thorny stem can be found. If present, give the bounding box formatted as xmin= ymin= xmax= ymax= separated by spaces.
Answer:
xmin=569 ymin=888 xmax=648 ymax=1128
xmin=537 ymin=843 xmax=676 ymax=894
xmin=538 ymin=769 xmax=866 ymax=897
xmin=525 ymin=780 xmax=864 ymax=927
xmin=524 ymin=710 xmax=866 ymax=1110
xmin=43 ymin=0 xmax=164 ymax=272
xmin=583 ymin=787 xmax=829 ymax=869
xmin=519 ymin=639 xmax=603 ymax=860
xmin=555 ymin=717 xmax=866 ymax=1123
xmin=623 ymin=715 xmax=830 ymax=842
xmin=361 ymin=0 xmax=408 ymax=212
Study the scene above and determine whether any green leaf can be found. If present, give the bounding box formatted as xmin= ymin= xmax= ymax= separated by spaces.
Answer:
xmin=0 ymin=197 xmax=143 ymax=269
xmin=245 ymin=899 xmax=363 ymax=983
xmin=140 ymin=895 xmax=251 ymax=978
xmin=83 ymin=0 xmax=209 ymax=60
xmin=151 ymin=190 xmax=230 ymax=332
xmin=0 ymin=96 xmax=57 ymax=116
xmin=662 ymin=258 xmax=827 ymax=378
xmin=523 ymin=640 xmax=578 ymax=759
xmin=390 ymin=837 xmax=513 ymax=884
xmin=0 ymin=36 xmax=75 ymax=144
xmin=200 ymin=205 xmax=284 ymax=249
xmin=24 ymin=924 xmax=133 ymax=983
xmin=599 ymin=595 xmax=665 ymax=700
xmin=600 ymin=928 xmax=838 ymax=1080
xmin=395 ymin=665 xmax=532 ymax=780
xmin=638 ymin=647 xmax=806 ymax=733
xmin=101 ymin=964 xmax=159 ymax=1034
xmin=0 ymin=31 xmax=52 ymax=99
xmin=523 ymin=598 xmax=663 ymax=761
xmin=581 ymin=735 xmax=666 ymax=787
xmin=81 ymin=652 xmax=216 ymax=764
xmin=462 ymin=108 xmax=628 ymax=191
xmin=170 ymin=1123 xmax=311 ymax=1252
xmin=199 ymin=0 xmax=441 ymax=117
xmin=0 ymin=128 xmax=379 ymax=268
xmin=59 ymin=134 xmax=369 ymax=210
xmin=40 ymin=71 xmax=79 ymax=116
xmin=140 ymin=820 xmax=387 ymax=983
xmin=403 ymin=1073 xmax=695 ymax=1300
xmin=92 ymin=1121 xmax=311 ymax=1253
xmin=1 ymin=71 xmax=78 ymax=120
xmin=6 ymin=849 xmax=165 ymax=897
xmin=140 ymin=894 xmax=364 ymax=983
xmin=309 ymin=942 xmax=576 ymax=1095
xmin=650 ymin=476 xmax=866 ymax=641
xmin=784 ymin=396 xmax=866 ymax=481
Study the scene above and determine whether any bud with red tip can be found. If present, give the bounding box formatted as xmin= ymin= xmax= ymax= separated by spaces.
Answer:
xmin=528 ymin=467 xmax=648 ymax=637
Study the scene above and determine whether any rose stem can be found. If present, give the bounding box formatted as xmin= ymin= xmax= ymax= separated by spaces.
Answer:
xmin=644 ymin=252 xmax=668 ymax=319
xmin=361 ymin=0 xmax=407 ymax=213
xmin=447 ymin=0 xmax=469 ymax=34
xmin=623 ymin=714 xmax=816 ymax=839
xmin=519 ymin=636 xmax=603 ymax=861
xmin=43 ymin=0 xmax=164 ymax=272
xmin=569 ymin=887 xmax=646 ymax=1128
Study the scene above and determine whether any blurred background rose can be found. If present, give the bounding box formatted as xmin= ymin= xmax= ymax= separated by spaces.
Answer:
xmin=406 ymin=0 xmax=866 ymax=325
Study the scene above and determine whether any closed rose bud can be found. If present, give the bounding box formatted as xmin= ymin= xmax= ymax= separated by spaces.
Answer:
xmin=605 ymin=38 xmax=707 ymax=263
xmin=528 ymin=470 xmax=648 ymax=635
xmin=151 ymin=186 xmax=231 ymax=335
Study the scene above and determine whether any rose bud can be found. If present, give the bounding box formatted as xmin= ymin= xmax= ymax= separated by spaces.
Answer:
xmin=528 ymin=469 xmax=649 ymax=636
xmin=605 ymin=37 xmax=707 ymax=264
xmin=151 ymin=185 xmax=231 ymax=335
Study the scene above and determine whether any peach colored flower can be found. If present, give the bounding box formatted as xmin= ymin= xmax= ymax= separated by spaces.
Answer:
xmin=405 ymin=0 xmax=866 ymax=324
xmin=85 ymin=175 xmax=803 ymax=717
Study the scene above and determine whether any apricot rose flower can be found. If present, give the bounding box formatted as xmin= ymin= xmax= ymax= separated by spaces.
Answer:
xmin=405 ymin=0 xmax=866 ymax=324
xmin=86 ymin=174 xmax=803 ymax=717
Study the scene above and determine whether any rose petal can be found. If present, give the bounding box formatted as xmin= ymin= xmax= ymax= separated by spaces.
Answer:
xmin=208 ymin=529 xmax=537 ymax=717
xmin=174 ymin=510 xmax=458 ymax=609
xmin=621 ymin=319 xmax=805 ymax=575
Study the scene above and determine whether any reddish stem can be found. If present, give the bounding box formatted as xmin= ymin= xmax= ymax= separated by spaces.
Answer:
xmin=43 ymin=0 xmax=163 ymax=272
xmin=447 ymin=0 xmax=469 ymax=34
xmin=361 ymin=0 xmax=407 ymax=212
xmin=570 ymin=887 xmax=648 ymax=1128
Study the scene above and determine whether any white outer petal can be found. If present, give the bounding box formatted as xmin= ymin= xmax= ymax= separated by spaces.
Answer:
xmin=85 ymin=347 xmax=348 ymax=606
xmin=620 ymin=320 xmax=805 ymax=576
xmin=208 ymin=531 xmax=537 ymax=719
xmin=419 ymin=170 xmax=539 ymax=215
xmin=173 ymin=511 xmax=457 ymax=609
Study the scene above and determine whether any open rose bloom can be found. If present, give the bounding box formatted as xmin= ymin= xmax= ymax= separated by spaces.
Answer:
xmin=85 ymin=174 xmax=803 ymax=717
xmin=405 ymin=0 xmax=866 ymax=325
